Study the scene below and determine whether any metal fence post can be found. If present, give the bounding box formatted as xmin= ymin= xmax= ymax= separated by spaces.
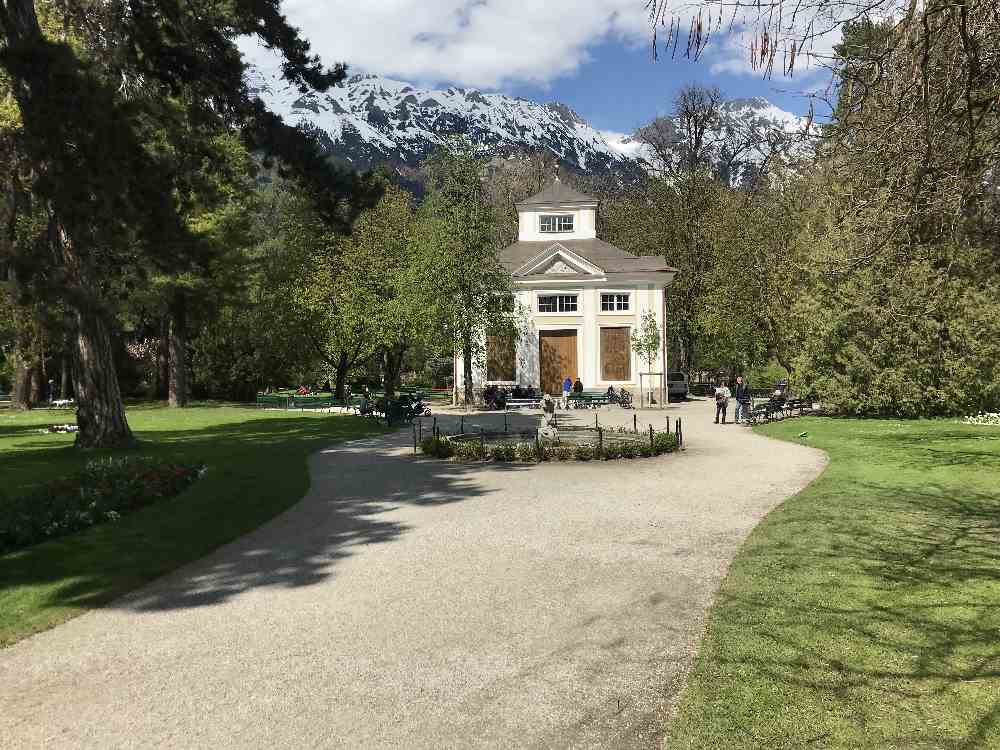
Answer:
xmin=460 ymin=415 xmax=465 ymax=434
xmin=598 ymin=427 xmax=603 ymax=455
xmin=413 ymin=423 xmax=417 ymax=454
xmin=649 ymin=425 xmax=654 ymax=450
xmin=633 ymin=413 xmax=637 ymax=433
xmin=505 ymin=411 xmax=509 ymax=433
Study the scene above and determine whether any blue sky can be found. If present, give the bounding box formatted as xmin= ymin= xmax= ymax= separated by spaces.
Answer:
xmin=506 ymin=38 xmax=827 ymax=134
xmin=241 ymin=1 xmax=836 ymax=134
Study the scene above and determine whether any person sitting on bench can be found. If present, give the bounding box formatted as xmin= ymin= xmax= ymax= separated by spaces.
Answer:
xmin=573 ymin=378 xmax=584 ymax=394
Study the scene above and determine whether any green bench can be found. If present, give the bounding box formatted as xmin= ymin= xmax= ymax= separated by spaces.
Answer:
xmin=257 ymin=394 xmax=291 ymax=409
xmin=0 ymin=393 xmax=10 ymax=408
xmin=568 ymin=390 xmax=612 ymax=409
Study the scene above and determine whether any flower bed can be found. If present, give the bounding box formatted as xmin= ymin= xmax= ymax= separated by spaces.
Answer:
xmin=0 ymin=456 xmax=206 ymax=554
xmin=419 ymin=430 xmax=679 ymax=462
xmin=963 ymin=412 xmax=1000 ymax=426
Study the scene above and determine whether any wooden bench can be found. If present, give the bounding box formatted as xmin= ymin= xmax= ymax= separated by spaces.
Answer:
xmin=0 ymin=392 xmax=10 ymax=408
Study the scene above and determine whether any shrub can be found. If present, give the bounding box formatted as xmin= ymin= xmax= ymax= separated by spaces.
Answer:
xmin=638 ymin=442 xmax=654 ymax=458
xmin=574 ymin=443 xmax=595 ymax=461
xmin=652 ymin=432 xmax=679 ymax=455
xmin=0 ymin=457 xmax=204 ymax=554
xmin=601 ymin=442 xmax=622 ymax=460
xmin=618 ymin=441 xmax=640 ymax=459
xmin=516 ymin=442 xmax=539 ymax=462
xmin=454 ymin=440 xmax=486 ymax=461
xmin=551 ymin=446 xmax=575 ymax=462
xmin=491 ymin=442 xmax=517 ymax=462
xmin=420 ymin=436 xmax=454 ymax=458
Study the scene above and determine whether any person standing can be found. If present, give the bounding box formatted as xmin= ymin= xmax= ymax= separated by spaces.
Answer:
xmin=714 ymin=381 xmax=731 ymax=424
xmin=562 ymin=375 xmax=573 ymax=409
xmin=733 ymin=376 xmax=750 ymax=423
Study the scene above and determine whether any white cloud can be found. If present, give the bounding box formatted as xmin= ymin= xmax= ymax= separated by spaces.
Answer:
xmin=240 ymin=0 xmax=652 ymax=89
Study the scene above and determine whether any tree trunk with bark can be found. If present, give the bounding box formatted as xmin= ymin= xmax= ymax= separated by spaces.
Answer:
xmin=3 ymin=2 xmax=134 ymax=447
xmin=11 ymin=349 xmax=32 ymax=409
xmin=462 ymin=334 xmax=474 ymax=407
xmin=381 ymin=344 xmax=407 ymax=400
xmin=156 ymin=318 xmax=169 ymax=400
xmin=59 ymin=352 xmax=70 ymax=399
xmin=168 ymin=294 xmax=188 ymax=407
xmin=29 ymin=360 xmax=42 ymax=404
xmin=70 ymin=305 xmax=133 ymax=448
xmin=334 ymin=351 xmax=349 ymax=401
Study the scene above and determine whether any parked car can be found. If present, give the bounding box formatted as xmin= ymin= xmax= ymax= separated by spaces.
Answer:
xmin=667 ymin=372 xmax=689 ymax=400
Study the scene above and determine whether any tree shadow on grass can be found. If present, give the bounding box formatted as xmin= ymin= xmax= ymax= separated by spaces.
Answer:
xmin=693 ymin=478 xmax=1000 ymax=747
xmin=1 ymin=413 xmax=543 ymax=636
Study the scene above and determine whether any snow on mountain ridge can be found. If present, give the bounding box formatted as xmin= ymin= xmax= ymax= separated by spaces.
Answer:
xmin=246 ymin=65 xmax=806 ymax=177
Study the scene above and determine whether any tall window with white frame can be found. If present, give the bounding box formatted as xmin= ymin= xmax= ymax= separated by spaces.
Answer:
xmin=600 ymin=293 xmax=630 ymax=312
xmin=539 ymin=214 xmax=574 ymax=233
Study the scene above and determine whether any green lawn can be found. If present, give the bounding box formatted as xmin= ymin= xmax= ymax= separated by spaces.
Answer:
xmin=0 ymin=403 xmax=384 ymax=646
xmin=667 ymin=418 xmax=1000 ymax=749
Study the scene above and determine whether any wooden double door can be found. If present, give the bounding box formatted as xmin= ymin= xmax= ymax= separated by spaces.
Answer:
xmin=539 ymin=330 xmax=577 ymax=396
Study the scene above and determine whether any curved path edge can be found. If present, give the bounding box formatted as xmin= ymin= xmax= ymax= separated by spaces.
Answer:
xmin=0 ymin=402 xmax=826 ymax=749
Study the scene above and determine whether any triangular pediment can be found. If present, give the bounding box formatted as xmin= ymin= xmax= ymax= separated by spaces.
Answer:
xmin=512 ymin=243 xmax=605 ymax=277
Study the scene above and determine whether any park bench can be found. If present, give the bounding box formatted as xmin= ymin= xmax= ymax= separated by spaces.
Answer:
xmin=568 ymin=390 xmax=612 ymax=409
xmin=291 ymin=395 xmax=338 ymax=410
xmin=0 ymin=392 xmax=10 ymax=408
xmin=257 ymin=393 xmax=291 ymax=409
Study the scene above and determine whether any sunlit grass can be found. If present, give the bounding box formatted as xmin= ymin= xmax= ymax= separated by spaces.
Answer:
xmin=667 ymin=418 xmax=1000 ymax=749
xmin=0 ymin=403 xmax=384 ymax=646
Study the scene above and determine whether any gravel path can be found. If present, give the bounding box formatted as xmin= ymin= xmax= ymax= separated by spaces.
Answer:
xmin=0 ymin=400 xmax=826 ymax=749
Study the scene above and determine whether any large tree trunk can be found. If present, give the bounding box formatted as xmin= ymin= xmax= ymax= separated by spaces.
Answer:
xmin=5 ymin=4 xmax=133 ymax=448
xmin=11 ymin=349 xmax=32 ymax=409
xmin=334 ymin=351 xmax=349 ymax=401
xmin=156 ymin=318 xmax=169 ymax=400
xmin=70 ymin=306 xmax=133 ymax=448
xmin=29 ymin=360 xmax=42 ymax=404
xmin=59 ymin=352 xmax=70 ymax=399
xmin=168 ymin=294 xmax=188 ymax=407
xmin=382 ymin=344 xmax=407 ymax=400
xmin=462 ymin=335 xmax=474 ymax=407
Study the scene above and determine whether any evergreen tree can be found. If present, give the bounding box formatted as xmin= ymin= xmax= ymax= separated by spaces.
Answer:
xmin=0 ymin=0 xmax=364 ymax=446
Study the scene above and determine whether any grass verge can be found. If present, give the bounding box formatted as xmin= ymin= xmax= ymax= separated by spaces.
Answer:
xmin=666 ymin=417 xmax=1000 ymax=749
xmin=0 ymin=403 xmax=384 ymax=646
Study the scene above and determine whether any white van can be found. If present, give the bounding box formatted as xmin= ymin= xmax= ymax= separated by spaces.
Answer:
xmin=667 ymin=372 xmax=689 ymax=400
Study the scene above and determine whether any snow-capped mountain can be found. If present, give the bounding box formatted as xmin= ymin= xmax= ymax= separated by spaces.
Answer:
xmin=246 ymin=65 xmax=806 ymax=179
xmin=247 ymin=66 xmax=637 ymax=175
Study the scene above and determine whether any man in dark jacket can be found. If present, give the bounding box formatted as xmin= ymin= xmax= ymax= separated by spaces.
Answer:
xmin=734 ymin=376 xmax=751 ymax=423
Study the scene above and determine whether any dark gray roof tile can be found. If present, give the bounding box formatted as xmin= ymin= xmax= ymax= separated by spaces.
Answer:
xmin=499 ymin=238 xmax=678 ymax=276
